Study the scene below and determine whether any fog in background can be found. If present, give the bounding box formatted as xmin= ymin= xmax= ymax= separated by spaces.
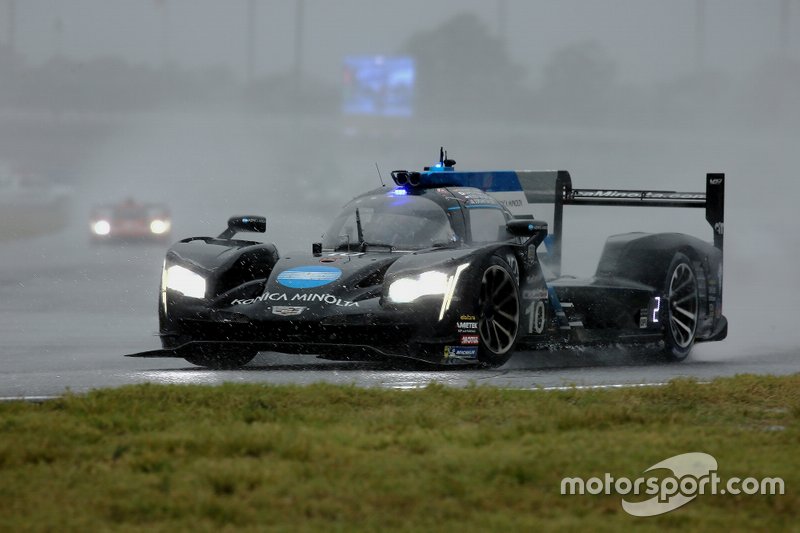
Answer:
xmin=1 ymin=0 xmax=799 ymax=357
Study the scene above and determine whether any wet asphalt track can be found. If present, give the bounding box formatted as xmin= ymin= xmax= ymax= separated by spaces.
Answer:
xmin=2 ymin=232 xmax=799 ymax=399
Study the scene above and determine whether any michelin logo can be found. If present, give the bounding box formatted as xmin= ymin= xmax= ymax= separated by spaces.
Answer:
xmin=444 ymin=346 xmax=478 ymax=358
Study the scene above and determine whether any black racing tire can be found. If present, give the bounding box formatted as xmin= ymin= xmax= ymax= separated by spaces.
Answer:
xmin=184 ymin=347 xmax=257 ymax=369
xmin=476 ymin=255 xmax=521 ymax=367
xmin=662 ymin=253 xmax=700 ymax=361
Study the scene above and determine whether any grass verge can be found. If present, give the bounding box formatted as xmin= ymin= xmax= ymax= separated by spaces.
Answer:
xmin=0 ymin=375 xmax=798 ymax=532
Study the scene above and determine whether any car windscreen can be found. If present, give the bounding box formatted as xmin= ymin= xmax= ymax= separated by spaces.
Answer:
xmin=111 ymin=205 xmax=167 ymax=220
xmin=322 ymin=193 xmax=456 ymax=251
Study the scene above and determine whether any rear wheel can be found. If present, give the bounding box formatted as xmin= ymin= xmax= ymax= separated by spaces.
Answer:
xmin=477 ymin=256 xmax=520 ymax=367
xmin=184 ymin=347 xmax=257 ymax=369
xmin=662 ymin=253 xmax=699 ymax=361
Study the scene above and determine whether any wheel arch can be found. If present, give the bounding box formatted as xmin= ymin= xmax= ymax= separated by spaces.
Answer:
xmin=595 ymin=232 xmax=717 ymax=289
xmin=167 ymin=239 xmax=280 ymax=298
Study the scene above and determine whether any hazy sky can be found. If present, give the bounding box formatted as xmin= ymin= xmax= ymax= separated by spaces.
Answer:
xmin=2 ymin=0 xmax=797 ymax=84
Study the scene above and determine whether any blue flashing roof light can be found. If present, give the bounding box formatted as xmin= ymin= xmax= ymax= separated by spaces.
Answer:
xmin=428 ymin=161 xmax=454 ymax=172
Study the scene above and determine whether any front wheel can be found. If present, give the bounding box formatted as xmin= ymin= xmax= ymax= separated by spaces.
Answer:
xmin=476 ymin=256 xmax=521 ymax=367
xmin=184 ymin=347 xmax=257 ymax=369
xmin=662 ymin=253 xmax=700 ymax=361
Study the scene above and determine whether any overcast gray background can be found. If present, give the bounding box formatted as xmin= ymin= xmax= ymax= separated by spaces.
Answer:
xmin=1 ymin=1 xmax=799 ymax=373
xmin=4 ymin=1 xmax=797 ymax=82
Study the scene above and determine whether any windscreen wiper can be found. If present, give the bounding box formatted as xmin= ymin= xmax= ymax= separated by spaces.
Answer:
xmin=413 ymin=241 xmax=457 ymax=252
xmin=355 ymin=207 xmax=365 ymax=248
xmin=360 ymin=241 xmax=394 ymax=252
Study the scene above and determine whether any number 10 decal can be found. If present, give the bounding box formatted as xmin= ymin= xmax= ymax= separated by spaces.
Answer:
xmin=525 ymin=300 xmax=547 ymax=334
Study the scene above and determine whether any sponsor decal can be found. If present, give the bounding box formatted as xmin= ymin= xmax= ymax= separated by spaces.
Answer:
xmin=450 ymin=189 xmax=499 ymax=206
xmin=444 ymin=345 xmax=478 ymax=359
xmin=491 ymin=191 xmax=532 ymax=214
xmin=456 ymin=321 xmax=478 ymax=330
xmin=574 ymin=190 xmax=706 ymax=200
xmin=714 ymin=222 xmax=724 ymax=235
xmin=288 ymin=292 xmax=359 ymax=307
xmin=709 ymin=177 xmax=723 ymax=185
xmin=498 ymin=198 xmax=523 ymax=208
xmin=325 ymin=252 xmax=365 ymax=257
xmin=460 ymin=334 xmax=479 ymax=345
xmin=459 ymin=314 xmax=476 ymax=321
xmin=231 ymin=292 xmax=359 ymax=307
xmin=523 ymin=288 xmax=548 ymax=300
xmin=271 ymin=306 xmax=307 ymax=317
xmin=231 ymin=294 xmax=278 ymax=305
xmin=277 ymin=266 xmax=342 ymax=289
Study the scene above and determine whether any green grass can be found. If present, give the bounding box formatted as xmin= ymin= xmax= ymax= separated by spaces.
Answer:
xmin=0 ymin=375 xmax=798 ymax=532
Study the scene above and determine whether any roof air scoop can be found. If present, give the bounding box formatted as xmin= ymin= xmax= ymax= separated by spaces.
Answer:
xmin=390 ymin=170 xmax=421 ymax=187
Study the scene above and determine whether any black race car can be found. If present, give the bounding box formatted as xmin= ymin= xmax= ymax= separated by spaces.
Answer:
xmin=128 ymin=150 xmax=726 ymax=368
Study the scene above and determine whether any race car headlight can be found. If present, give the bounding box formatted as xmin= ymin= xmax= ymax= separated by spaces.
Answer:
xmin=92 ymin=220 xmax=111 ymax=235
xmin=387 ymin=271 xmax=449 ymax=304
xmin=150 ymin=219 xmax=171 ymax=234
xmin=165 ymin=265 xmax=206 ymax=299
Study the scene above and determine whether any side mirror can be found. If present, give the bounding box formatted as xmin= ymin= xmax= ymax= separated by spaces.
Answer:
xmin=506 ymin=219 xmax=548 ymax=247
xmin=218 ymin=216 xmax=266 ymax=239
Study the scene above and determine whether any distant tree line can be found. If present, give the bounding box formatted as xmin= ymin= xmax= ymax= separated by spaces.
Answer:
xmin=0 ymin=11 xmax=797 ymax=131
xmin=404 ymin=13 xmax=800 ymax=131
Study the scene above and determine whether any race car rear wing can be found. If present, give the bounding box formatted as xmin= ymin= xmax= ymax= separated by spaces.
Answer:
xmin=549 ymin=171 xmax=725 ymax=277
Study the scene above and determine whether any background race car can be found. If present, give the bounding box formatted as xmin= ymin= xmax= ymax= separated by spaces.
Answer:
xmin=90 ymin=199 xmax=172 ymax=244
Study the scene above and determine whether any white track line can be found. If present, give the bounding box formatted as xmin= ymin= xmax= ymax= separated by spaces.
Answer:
xmin=0 ymin=381 xmax=711 ymax=398
xmin=388 ymin=381 xmax=709 ymax=391
xmin=0 ymin=395 xmax=61 ymax=403
xmin=538 ymin=382 xmax=670 ymax=391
